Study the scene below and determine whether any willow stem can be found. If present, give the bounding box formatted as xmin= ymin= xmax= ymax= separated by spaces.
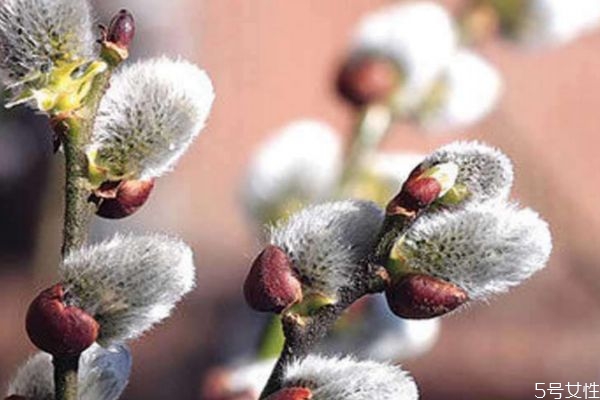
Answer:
xmin=59 ymin=69 xmax=113 ymax=257
xmin=54 ymin=61 xmax=118 ymax=400
xmin=53 ymin=355 xmax=80 ymax=400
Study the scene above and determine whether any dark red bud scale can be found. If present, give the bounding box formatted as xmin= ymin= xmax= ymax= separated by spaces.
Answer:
xmin=244 ymin=245 xmax=303 ymax=313
xmin=5 ymin=396 xmax=28 ymax=400
xmin=107 ymin=9 xmax=135 ymax=50
xmin=266 ymin=387 xmax=313 ymax=400
xmin=336 ymin=55 xmax=400 ymax=107
xmin=26 ymin=284 xmax=99 ymax=357
xmin=385 ymin=273 xmax=468 ymax=319
xmin=386 ymin=176 xmax=442 ymax=216
xmin=93 ymin=179 xmax=155 ymax=219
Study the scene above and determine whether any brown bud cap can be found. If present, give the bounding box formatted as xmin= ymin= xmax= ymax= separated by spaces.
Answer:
xmin=386 ymin=175 xmax=442 ymax=216
xmin=26 ymin=284 xmax=99 ymax=356
xmin=336 ymin=55 xmax=400 ymax=107
xmin=94 ymin=179 xmax=155 ymax=219
xmin=266 ymin=387 xmax=313 ymax=400
xmin=386 ymin=162 xmax=458 ymax=216
xmin=107 ymin=9 xmax=135 ymax=50
xmin=244 ymin=245 xmax=303 ymax=313
xmin=385 ymin=273 xmax=468 ymax=319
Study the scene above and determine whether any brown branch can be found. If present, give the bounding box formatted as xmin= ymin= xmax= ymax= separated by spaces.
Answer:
xmin=53 ymin=355 xmax=80 ymax=400
xmin=59 ymin=69 xmax=113 ymax=256
xmin=53 ymin=37 xmax=126 ymax=400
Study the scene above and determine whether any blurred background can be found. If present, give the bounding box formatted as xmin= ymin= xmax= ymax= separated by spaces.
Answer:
xmin=1 ymin=0 xmax=600 ymax=399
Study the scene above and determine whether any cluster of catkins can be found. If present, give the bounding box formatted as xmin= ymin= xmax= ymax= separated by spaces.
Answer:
xmin=244 ymin=0 xmax=600 ymax=229
xmin=244 ymin=141 xmax=552 ymax=398
xmin=0 ymin=0 xmax=214 ymax=398
xmin=0 ymin=0 xmax=560 ymax=398
xmin=235 ymin=2 xmax=562 ymax=399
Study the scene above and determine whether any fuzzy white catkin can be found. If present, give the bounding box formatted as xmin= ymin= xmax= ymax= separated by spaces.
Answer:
xmin=6 ymin=353 xmax=53 ymax=400
xmin=0 ymin=0 xmax=94 ymax=84
xmin=243 ymin=120 xmax=342 ymax=224
xmin=7 ymin=344 xmax=132 ymax=400
xmin=270 ymin=200 xmax=384 ymax=300
xmin=225 ymin=358 xmax=277 ymax=397
xmin=281 ymin=355 xmax=419 ymax=400
xmin=522 ymin=0 xmax=600 ymax=47
xmin=61 ymin=233 xmax=196 ymax=344
xmin=420 ymin=141 xmax=514 ymax=204
xmin=90 ymin=57 xmax=215 ymax=180
xmin=421 ymin=50 xmax=503 ymax=130
xmin=353 ymin=1 xmax=457 ymax=112
xmin=398 ymin=202 xmax=552 ymax=299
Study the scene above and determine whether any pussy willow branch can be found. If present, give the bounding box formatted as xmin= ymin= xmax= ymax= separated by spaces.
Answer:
xmin=59 ymin=70 xmax=112 ymax=256
xmin=53 ymin=55 xmax=121 ymax=400
xmin=53 ymin=355 xmax=81 ymax=400
xmin=259 ymin=212 xmax=416 ymax=398
xmin=256 ymin=104 xmax=394 ymax=360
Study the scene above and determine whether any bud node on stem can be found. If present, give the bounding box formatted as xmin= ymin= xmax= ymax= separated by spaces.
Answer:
xmin=385 ymin=273 xmax=468 ymax=319
xmin=26 ymin=284 xmax=99 ymax=357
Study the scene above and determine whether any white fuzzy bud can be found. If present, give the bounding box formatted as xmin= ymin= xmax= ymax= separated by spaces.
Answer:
xmin=224 ymin=358 xmax=277 ymax=397
xmin=7 ymin=344 xmax=132 ymax=400
xmin=270 ymin=200 xmax=384 ymax=300
xmin=281 ymin=355 xmax=419 ymax=400
xmin=420 ymin=50 xmax=503 ymax=130
xmin=89 ymin=57 xmax=215 ymax=180
xmin=420 ymin=141 xmax=514 ymax=204
xmin=243 ymin=120 xmax=341 ymax=224
xmin=353 ymin=1 xmax=458 ymax=111
xmin=7 ymin=353 xmax=53 ymax=400
xmin=396 ymin=202 xmax=552 ymax=299
xmin=522 ymin=0 xmax=600 ymax=47
xmin=0 ymin=0 xmax=94 ymax=85
xmin=60 ymin=233 xmax=196 ymax=344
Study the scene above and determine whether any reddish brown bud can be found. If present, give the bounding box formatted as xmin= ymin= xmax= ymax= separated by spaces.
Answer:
xmin=385 ymin=273 xmax=468 ymax=319
xmin=26 ymin=284 xmax=99 ymax=357
xmin=93 ymin=179 xmax=155 ymax=219
xmin=336 ymin=55 xmax=400 ymax=107
xmin=386 ymin=162 xmax=458 ymax=216
xmin=386 ymin=175 xmax=442 ymax=215
xmin=107 ymin=9 xmax=135 ymax=50
xmin=244 ymin=245 xmax=303 ymax=313
xmin=266 ymin=387 xmax=313 ymax=400
xmin=5 ymin=396 xmax=28 ymax=400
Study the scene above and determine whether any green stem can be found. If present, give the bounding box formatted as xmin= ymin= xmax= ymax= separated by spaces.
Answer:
xmin=54 ymin=58 xmax=119 ymax=399
xmin=53 ymin=355 xmax=80 ymax=400
xmin=60 ymin=70 xmax=113 ymax=256
xmin=257 ymin=317 xmax=285 ymax=360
